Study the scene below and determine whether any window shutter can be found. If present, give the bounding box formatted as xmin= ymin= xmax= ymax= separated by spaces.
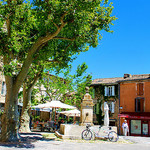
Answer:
xmin=96 ymin=103 xmax=99 ymax=114
xmin=93 ymin=88 xmax=95 ymax=98
xmin=135 ymin=99 xmax=137 ymax=112
xmin=111 ymin=102 xmax=115 ymax=113
xmin=139 ymin=83 xmax=144 ymax=95
xmin=137 ymin=83 xmax=144 ymax=96
xmin=140 ymin=98 xmax=144 ymax=112
xmin=112 ymin=86 xmax=115 ymax=96
xmin=137 ymin=83 xmax=140 ymax=95
xmin=104 ymin=86 xmax=107 ymax=96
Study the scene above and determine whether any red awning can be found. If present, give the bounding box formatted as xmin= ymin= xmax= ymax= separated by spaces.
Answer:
xmin=118 ymin=113 xmax=150 ymax=120
xmin=118 ymin=114 xmax=129 ymax=118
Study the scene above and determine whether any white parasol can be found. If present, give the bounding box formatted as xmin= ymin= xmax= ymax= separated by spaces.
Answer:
xmin=32 ymin=101 xmax=76 ymax=120
xmin=59 ymin=109 xmax=80 ymax=117
xmin=104 ymin=103 xmax=109 ymax=126
xmin=33 ymin=101 xmax=76 ymax=109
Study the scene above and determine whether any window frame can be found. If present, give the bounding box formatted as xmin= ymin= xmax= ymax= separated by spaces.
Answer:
xmin=104 ymin=86 xmax=115 ymax=96
xmin=104 ymin=101 xmax=115 ymax=114
xmin=135 ymin=97 xmax=145 ymax=112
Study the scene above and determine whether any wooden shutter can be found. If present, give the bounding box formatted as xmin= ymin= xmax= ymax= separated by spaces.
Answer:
xmin=137 ymin=83 xmax=144 ymax=96
xmin=104 ymin=86 xmax=107 ymax=96
xmin=139 ymin=83 xmax=144 ymax=95
xmin=112 ymin=86 xmax=115 ymax=96
xmin=96 ymin=103 xmax=99 ymax=114
xmin=135 ymin=98 xmax=144 ymax=112
xmin=111 ymin=102 xmax=115 ymax=113
xmin=140 ymin=98 xmax=144 ymax=112
xmin=135 ymin=99 xmax=137 ymax=112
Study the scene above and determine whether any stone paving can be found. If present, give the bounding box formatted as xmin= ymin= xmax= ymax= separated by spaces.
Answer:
xmin=0 ymin=132 xmax=150 ymax=150
xmin=119 ymin=135 xmax=150 ymax=144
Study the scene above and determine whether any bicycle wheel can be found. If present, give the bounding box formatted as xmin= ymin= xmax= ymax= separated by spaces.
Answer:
xmin=108 ymin=131 xmax=119 ymax=142
xmin=82 ymin=129 xmax=93 ymax=140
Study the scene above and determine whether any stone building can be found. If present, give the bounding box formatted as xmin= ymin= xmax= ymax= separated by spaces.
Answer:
xmin=118 ymin=74 xmax=150 ymax=137
xmin=91 ymin=73 xmax=150 ymax=137
xmin=91 ymin=77 xmax=122 ymax=129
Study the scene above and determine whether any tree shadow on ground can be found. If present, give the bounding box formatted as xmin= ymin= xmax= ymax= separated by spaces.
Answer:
xmin=0 ymin=132 xmax=55 ymax=149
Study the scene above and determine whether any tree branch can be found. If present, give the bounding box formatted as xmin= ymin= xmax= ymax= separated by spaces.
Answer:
xmin=53 ymin=37 xmax=75 ymax=41
xmin=51 ymin=20 xmax=59 ymax=29
xmin=29 ymin=72 xmax=40 ymax=90
xmin=6 ymin=16 xmax=11 ymax=38
xmin=61 ymin=11 xmax=68 ymax=24
xmin=13 ymin=12 xmax=69 ymax=91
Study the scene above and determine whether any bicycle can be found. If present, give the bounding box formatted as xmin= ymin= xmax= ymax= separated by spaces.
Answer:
xmin=81 ymin=124 xmax=119 ymax=142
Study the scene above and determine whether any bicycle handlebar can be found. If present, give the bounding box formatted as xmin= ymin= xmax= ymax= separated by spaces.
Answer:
xmin=86 ymin=124 xmax=91 ymax=128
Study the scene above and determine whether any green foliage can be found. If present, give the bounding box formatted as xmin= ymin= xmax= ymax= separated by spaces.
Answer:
xmin=0 ymin=0 xmax=116 ymax=77
xmin=63 ymin=63 xmax=93 ymax=108
xmin=0 ymin=0 xmax=116 ymax=141
xmin=33 ymin=62 xmax=93 ymax=109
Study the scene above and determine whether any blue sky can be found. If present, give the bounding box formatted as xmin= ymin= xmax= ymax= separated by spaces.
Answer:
xmin=71 ymin=0 xmax=150 ymax=79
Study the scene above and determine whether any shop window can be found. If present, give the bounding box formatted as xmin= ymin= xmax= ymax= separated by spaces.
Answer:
xmin=142 ymin=121 xmax=148 ymax=135
xmin=131 ymin=120 xmax=141 ymax=134
xmin=104 ymin=86 xmax=115 ymax=96
xmin=135 ymin=98 xmax=144 ymax=112
xmin=137 ymin=83 xmax=144 ymax=96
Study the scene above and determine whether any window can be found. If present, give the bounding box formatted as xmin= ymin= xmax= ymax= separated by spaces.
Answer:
xmin=135 ymin=98 xmax=144 ymax=112
xmin=1 ymin=81 xmax=6 ymax=96
xmin=104 ymin=86 xmax=115 ymax=96
xmin=137 ymin=83 xmax=144 ymax=96
xmin=104 ymin=101 xmax=115 ymax=113
xmin=131 ymin=120 xmax=141 ymax=134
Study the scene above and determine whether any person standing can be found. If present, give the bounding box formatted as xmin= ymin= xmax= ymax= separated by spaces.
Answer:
xmin=122 ymin=120 xmax=129 ymax=136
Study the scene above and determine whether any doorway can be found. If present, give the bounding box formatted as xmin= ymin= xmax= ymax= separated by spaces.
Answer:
xmin=142 ymin=121 xmax=149 ymax=136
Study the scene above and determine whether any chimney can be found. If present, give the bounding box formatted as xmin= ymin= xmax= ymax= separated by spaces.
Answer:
xmin=124 ymin=74 xmax=132 ymax=79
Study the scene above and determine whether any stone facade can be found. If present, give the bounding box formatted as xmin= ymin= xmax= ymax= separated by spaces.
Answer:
xmin=91 ymin=83 xmax=119 ymax=130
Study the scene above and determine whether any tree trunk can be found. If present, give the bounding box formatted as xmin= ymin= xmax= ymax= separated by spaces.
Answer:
xmin=19 ymin=86 xmax=32 ymax=133
xmin=0 ymin=77 xmax=20 ymax=142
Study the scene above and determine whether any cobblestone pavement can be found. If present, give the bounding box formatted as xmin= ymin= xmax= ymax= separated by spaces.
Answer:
xmin=0 ymin=133 xmax=150 ymax=150
xmin=120 ymin=135 xmax=150 ymax=144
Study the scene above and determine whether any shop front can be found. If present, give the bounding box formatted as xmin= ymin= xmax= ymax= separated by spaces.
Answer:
xmin=119 ymin=112 xmax=150 ymax=137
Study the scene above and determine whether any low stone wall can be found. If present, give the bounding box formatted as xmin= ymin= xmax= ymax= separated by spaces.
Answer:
xmin=55 ymin=124 xmax=117 ymax=140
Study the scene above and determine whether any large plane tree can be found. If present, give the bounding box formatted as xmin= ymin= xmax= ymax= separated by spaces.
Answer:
xmin=0 ymin=0 xmax=116 ymax=142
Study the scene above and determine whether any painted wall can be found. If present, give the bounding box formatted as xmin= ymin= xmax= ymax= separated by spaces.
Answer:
xmin=120 ymin=81 xmax=150 ymax=113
